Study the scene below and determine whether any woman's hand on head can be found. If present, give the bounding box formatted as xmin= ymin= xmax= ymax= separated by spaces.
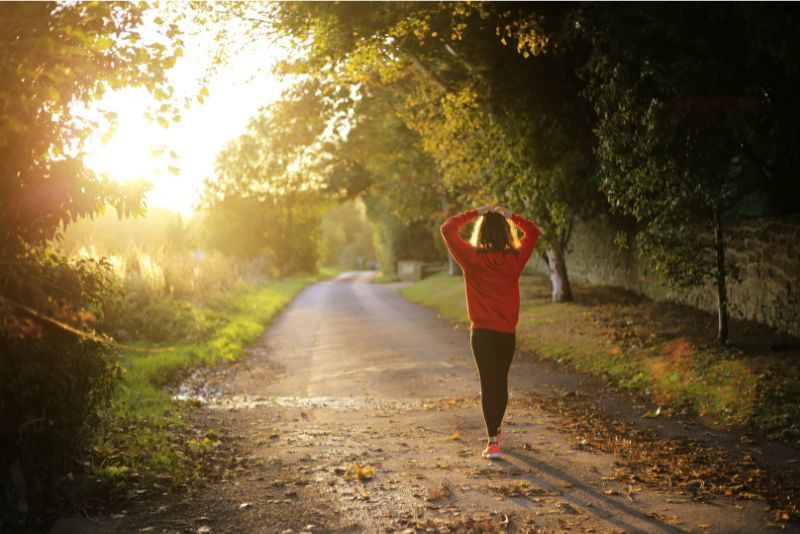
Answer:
xmin=476 ymin=204 xmax=492 ymax=215
xmin=494 ymin=205 xmax=513 ymax=218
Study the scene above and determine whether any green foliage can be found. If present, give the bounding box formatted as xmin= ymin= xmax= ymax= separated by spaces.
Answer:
xmin=579 ymin=3 xmax=800 ymax=266
xmin=576 ymin=4 xmax=800 ymax=340
xmin=320 ymin=201 xmax=377 ymax=268
xmin=580 ymin=6 xmax=734 ymax=285
xmin=362 ymin=196 xmax=443 ymax=275
xmin=0 ymin=331 xmax=118 ymax=523
xmin=94 ymin=244 xmax=243 ymax=342
xmin=343 ymin=95 xmax=444 ymax=221
xmin=113 ymin=278 xmax=312 ymax=418
xmin=1 ymin=1 xmax=181 ymax=283
xmin=369 ymin=211 xmax=402 ymax=276
xmin=202 ymin=196 xmax=272 ymax=262
xmin=203 ymin=92 xmax=330 ymax=276
xmin=0 ymin=246 xmax=115 ymax=340
xmin=105 ymin=295 xmax=214 ymax=345
xmin=395 ymin=220 xmax=445 ymax=264
xmin=334 ymin=93 xmax=446 ymax=275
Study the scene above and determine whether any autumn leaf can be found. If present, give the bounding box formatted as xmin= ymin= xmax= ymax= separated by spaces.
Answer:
xmin=344 ymin=462 xmax=376 ymax=481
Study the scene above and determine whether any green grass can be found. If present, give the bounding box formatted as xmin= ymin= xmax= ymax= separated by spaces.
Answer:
xmin=401 ymin=272 xmax=800 ymax=441
xmin=111 ymin=278 xmax=311 ymax=422
xmin=400 ymin=272 xmax=467 ymax=323
xmin=89 ymin=271 xmax=334 ymax=493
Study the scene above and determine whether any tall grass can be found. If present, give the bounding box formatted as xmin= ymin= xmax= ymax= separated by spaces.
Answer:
xmin=77 ymin=243 xmax=259 ymax=342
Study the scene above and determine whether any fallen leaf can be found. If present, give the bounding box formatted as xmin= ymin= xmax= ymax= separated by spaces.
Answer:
xmin=642 ymin=406 xmax=662 ymax=418
xmin=344 ymin=462 xmax=376 ymax=481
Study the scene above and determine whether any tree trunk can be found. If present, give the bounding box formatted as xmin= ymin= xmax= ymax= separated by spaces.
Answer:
xmin=378 ymin=221 xmax=397 ymax=276
xmin=546 ymin=246 xmax=573 ymax=303
xmin=447 ymin=252 xmax=462 ymax=276
xmin=713 ymin=209 xmax=729 ymax=345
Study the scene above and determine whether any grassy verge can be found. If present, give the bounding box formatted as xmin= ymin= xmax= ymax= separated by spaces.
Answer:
xmin=86 ymin=270 xmax=336 ymax=495
xmin=401 ymin=272 xmax=800 ymax=444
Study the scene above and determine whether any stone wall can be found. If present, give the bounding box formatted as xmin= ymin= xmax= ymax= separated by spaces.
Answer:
xmin=532 ymin=215 xmax=800 ymax=336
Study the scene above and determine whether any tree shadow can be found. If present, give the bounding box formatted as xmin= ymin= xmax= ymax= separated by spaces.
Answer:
xmin=501 ymin=450 xmax=684 ymax=533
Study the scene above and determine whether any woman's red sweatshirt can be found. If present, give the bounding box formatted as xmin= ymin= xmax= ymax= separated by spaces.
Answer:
xmin=440 ymin=210 xmax=540 ymax=334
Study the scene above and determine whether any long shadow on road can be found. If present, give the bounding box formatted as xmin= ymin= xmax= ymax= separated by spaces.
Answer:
xmin=504 ymin=450 xmax=682 ymax=533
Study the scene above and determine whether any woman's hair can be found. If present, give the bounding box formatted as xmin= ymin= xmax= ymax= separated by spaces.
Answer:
xmin=470 ymin=211 xmax=520 ymax=253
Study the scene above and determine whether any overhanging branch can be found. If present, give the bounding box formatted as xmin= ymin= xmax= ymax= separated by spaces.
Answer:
xmin=397 ymin=46 xmax=451 ymax=93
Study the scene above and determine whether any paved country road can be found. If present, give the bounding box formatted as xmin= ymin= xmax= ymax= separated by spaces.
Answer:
xmin=60 ymin=272 xmax=794 ymax=533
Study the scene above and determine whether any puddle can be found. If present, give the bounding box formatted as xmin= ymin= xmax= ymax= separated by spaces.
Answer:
xmin=205 ymin=395 xmax=422 ymax=411
xmin=173 ymin=369 xmax=479 ymax=413
xmin=172 ymin=373 xmax=419 ymax=411
xmin=172 ymin=369 xmax=224 ymax=404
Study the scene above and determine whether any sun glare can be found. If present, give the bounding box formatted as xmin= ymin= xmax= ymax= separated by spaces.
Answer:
xmin=81 ymin=12 xmax=288 ymax=217
xmin=82 ymin=89 xmax=165 ymax=185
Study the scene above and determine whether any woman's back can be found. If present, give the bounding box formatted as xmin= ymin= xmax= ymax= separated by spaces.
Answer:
xmin=440 ymin=208 xmax=540 ymax=333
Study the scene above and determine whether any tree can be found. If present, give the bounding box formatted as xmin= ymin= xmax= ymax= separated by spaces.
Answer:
xmin=577 ymin=4 xmax=800 ymax=344
xmin=320 ymin=200 xmax=377 ymax=268
xmin=268 ymin=2 xmax=603 ymax=301
xmin=331 ymin=92 xmax=449 ymax=275
xmin=202 ymin=87 xmax=330 ymax=276
xmin=0 ymin=2 xmax=182 ymax=334
xmin=0 ymin=2 xmax=182 ymax=521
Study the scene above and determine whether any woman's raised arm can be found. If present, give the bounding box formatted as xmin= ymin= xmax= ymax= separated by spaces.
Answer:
xmin=440 ymin=207 xmax=486 ymax=267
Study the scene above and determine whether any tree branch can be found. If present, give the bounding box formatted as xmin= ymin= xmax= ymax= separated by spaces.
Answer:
xmin=396 ymin=45 xmax=451 ymax=93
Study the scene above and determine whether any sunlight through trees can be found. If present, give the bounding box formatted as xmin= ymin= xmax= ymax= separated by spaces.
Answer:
xmin=2 ymin=2 xmax=799 ymax=527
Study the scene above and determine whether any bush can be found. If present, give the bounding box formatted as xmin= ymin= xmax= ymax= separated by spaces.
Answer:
xmin=0 ymin=241 xmax=262 ymax=527
xmin=98 ymin=245 xmax=244 ymax=343
xmin=0 ymin=328 xmax=117 ymax=527
xmin=104 ymin=293 xmax=215 ymax=343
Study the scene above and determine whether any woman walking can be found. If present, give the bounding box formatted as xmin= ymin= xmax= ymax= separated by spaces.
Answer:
xmin=440 ymin=205 xmax=540 ymax=459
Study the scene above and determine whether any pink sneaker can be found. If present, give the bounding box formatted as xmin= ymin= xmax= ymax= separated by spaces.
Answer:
xmin=482 ymin=441 xmax=501 ymax=459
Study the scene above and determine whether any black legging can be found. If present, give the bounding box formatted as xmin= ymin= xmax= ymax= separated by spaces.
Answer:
xmin=470 ymin=328 xmax=516 ymax=438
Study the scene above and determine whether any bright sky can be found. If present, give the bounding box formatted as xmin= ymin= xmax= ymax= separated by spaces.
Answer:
xmin=82 ymin=10 xmax=288 ymax=217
